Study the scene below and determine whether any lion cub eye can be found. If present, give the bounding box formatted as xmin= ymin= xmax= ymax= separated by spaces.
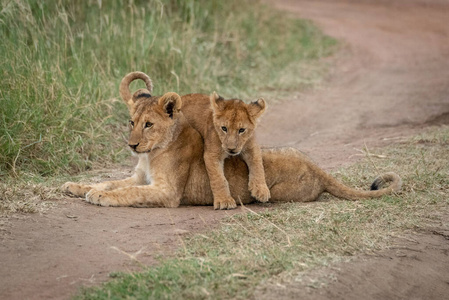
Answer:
xmin=221 ymin=126 xmax=228 ymax=133
xmin=145 ymin=122 xmax=153 ymax=128
xmin=239 ymin=128 xmax=246 ymax=134
xmin=129 ymin=120 xmax=134 ymax=128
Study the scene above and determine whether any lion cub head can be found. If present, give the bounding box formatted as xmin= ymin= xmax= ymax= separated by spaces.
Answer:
xmin=119 ymin=72 xmax=183 ymax=154
xmin=126 ymin=92 xmax=182 ymax=153
xmin=210 ymin=92 xmax=266 ymax=156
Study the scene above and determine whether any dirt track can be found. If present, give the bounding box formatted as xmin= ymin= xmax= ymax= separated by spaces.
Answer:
xmin=1 ymin=0 xmax=449 ymax=299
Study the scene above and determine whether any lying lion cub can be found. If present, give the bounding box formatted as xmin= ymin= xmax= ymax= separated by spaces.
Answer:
xmin=62 ymin=90 xmax=402 ymax=207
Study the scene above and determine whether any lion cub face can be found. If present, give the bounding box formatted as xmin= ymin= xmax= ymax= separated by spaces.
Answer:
xmin=127 ymin=92 xmax=182 ymax=153
xmin=210 ymin=93 xmax=266 ymax=156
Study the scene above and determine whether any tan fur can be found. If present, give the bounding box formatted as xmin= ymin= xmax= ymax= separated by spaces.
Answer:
xmin=181 ymin=92 xmax=270 ymax=209
xmin=62 ymin=79 xmax=402 ymax=208
xmin=117 ymin=71 xmax=270 ymax=209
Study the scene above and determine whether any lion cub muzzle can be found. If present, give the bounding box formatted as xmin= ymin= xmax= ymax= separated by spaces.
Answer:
xmin=222 ymin=132 xmax=242 ymax=156
xmin=225 ymin=148 xmax=240 ymax=156
xmin=129 ymin=143 xmax=139 ymax=151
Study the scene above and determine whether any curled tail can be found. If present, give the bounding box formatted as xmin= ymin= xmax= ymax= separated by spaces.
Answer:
xmin=119 ymin=71 xmax=153 ymax=105
xmin=324 ymin=171 xmax=402 ymax=200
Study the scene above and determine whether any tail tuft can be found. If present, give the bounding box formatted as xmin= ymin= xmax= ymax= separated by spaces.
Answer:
xmin=370 ymin=172 xmax=402 ymax=192
xmin=370 ymin=178 xmax=381 ymax=190
xmin=120 ymin=71 xmax=153 ymax=105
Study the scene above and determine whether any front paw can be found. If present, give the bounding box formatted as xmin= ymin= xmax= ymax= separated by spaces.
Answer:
xmin=85 ymin=190 xmax=116 ymax=207
xmin=214 ymin=196 xmax=237 ymax=210
xmin=249 ymin=181 xmax=271 ymax=203
xmin=61 ymin=182 xmax=91 ymax=198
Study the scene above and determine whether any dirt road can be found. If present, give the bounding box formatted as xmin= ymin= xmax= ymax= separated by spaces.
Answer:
xmin=1 ymin=0 xmax=449 ymax=299
xmin=260 ymin=0 xmax=449 ymax=168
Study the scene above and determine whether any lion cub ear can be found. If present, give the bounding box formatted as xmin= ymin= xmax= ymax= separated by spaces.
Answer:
xmin=247 ymin=98 xmax=266 ymax=119
xmin=210 ymin=91 xmax=226 ymax=112
xmin=158 ymin=92 xmax=182 ymax=119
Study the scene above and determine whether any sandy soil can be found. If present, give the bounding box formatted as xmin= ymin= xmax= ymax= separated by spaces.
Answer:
xmin=1 ymin=0 xmax=449 ymax=299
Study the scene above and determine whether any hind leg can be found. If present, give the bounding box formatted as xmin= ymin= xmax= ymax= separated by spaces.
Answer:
xmin=269 ymin=180 xmax=323 ymax=203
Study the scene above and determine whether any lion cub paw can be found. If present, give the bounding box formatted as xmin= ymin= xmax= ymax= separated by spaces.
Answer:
xmin=61 ymin=182 xmax=91 ymax=198
xmin=214 ymin=196 xmax=237 ymax=210
xmin=85 ymin=190 xmax=116 ymax=207
xmin=249 ymin=182 xmax=271 ymax=203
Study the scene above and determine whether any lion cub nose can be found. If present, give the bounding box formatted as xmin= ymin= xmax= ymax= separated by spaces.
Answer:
xmin=129 ymin=143 xmax=139 ymax=151
xmin=227 ymin=148 xmax=237 ymax=154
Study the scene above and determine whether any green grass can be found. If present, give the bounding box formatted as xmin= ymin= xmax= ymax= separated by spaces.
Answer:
xmin=75 ymin=126 xmax=449 ymax=299
xmin=0 ymin=0 xmax=336 ymax=179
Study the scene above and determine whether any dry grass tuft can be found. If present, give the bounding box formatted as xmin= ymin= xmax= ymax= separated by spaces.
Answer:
xmin=0 ymin=182 xmax=57 ymax=216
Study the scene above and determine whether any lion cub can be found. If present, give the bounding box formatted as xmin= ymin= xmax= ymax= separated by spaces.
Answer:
xmin=182 ymin=92 xmax=270 ymax=209
xmin=118 ymin=71 xmax=270 ymax=210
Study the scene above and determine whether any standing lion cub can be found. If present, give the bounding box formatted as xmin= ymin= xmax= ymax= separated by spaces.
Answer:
xmin=181 ymin=92 xmax=270 ymax=209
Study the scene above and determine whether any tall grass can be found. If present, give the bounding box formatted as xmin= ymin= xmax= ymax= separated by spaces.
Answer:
xmin=0 ymin=0 xmax=335 ymax=178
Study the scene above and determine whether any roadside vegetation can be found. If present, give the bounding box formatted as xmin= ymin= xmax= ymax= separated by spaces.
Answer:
xmin=76 ymin=126 xmax=449 ymax=299
xmin=0 ymin=0 xmax=335 ymax=180
xmin=0 ymin=0 xmax=335 ymax=215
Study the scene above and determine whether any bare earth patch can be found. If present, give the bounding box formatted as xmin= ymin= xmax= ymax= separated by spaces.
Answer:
xmin=1 ymin=0 xmax=449 ymax=299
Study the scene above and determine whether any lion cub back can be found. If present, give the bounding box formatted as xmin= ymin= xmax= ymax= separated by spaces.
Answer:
xmin=180 ymin=94 xmax=214 ymax=137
